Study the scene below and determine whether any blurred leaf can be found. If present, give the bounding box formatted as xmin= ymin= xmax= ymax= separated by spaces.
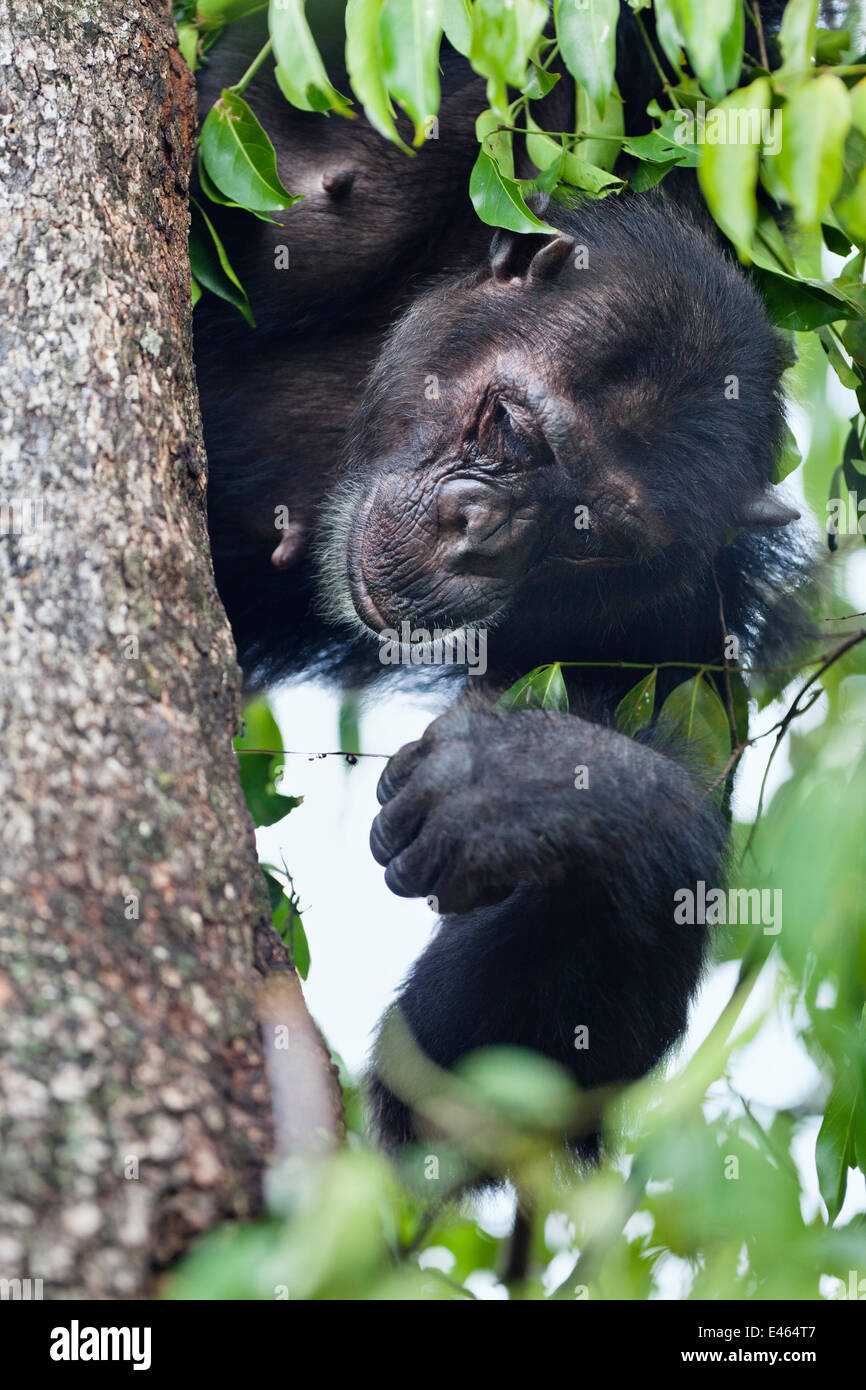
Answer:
xmin=346 ymin=0 xmax=412 ymax=150
xmin=442 ymin=0 xmax=472 ymax=56
xmin=338 ymin=692 xmax=362 ymax=759
xmin=675 ymin=0 xmax=741 ymax=102
xmin=777 ymin=0 xmax=818 ymax=78
xmin=816 ymin=1071 xmax=863 ymax=1222
xmin=177 ymin=21 xmax=199 ymax=70
xmin=468 ymin=0 xmax=548 ymax=117
xmin=697 ymin=78 xmax=770 ymax=256
xmin=554 ymin=0 xmax=619 ymax=111
xmin=772 ymin=75 xmax=851 ymax=228
xmin=773 ymin=419 xmax=802 ymax=483
xmin=456 ymin=1047 xmax=578 ymax=1132
xmin=197 ymin=0 xmax=270 ymax=21
xmin=269 ymin=0 xmax=352 ymax=114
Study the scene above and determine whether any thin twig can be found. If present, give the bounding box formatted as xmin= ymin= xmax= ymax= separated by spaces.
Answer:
xmin=750 ymin=2 xmax=770 ymax=72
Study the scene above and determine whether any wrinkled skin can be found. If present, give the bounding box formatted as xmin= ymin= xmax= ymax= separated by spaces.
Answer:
xmin=195 ymin=4 xmax=814 ymax=1162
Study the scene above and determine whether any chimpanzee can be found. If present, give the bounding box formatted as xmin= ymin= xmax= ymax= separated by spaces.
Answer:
xmin=193 ymin=4 xmax=815 ymax=1156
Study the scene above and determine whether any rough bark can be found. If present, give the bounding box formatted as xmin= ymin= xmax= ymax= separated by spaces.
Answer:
xmin=0 ymin=0 xmax=324 ymax=1297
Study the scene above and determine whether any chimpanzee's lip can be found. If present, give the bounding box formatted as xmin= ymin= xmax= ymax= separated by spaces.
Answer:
xmin=546 ymin=552 xmax=634 ymax=568
xmin=348 ymin=556 xmax=392 ymax=634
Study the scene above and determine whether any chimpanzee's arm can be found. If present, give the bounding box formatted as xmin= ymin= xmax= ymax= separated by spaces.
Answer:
xmin=368 ymin=703 xmax=725 ymax=1150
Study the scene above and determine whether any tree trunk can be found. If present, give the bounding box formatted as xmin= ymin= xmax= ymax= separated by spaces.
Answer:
xmin=0 ymin=0 xmax=325 ymax=1297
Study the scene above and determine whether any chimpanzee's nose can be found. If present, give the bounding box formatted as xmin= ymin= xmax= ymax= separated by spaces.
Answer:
xmin=437 ymin=478 xmax=510 ymax=548
xmin=436 ymin=477 xmax=533 ymax=577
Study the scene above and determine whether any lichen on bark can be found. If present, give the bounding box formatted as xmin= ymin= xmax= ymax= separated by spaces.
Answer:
xmin=0 ymin=0 xmax=302 ymax=1296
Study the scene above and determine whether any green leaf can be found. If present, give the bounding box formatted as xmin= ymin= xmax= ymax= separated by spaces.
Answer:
xmin=469 ymin=148 xmax=556 ymax=233
xmin=575 ymin=81 xmax=624 ymax=171
xmin=751 ymin=267 xmax=857 ymax=331
xmin=773 ymin=420 xmax=802 ymax=483
xmin=269 ymin=0 xmax=352 ymax=114
xmin=753 ymin=210 xmax=797 ymax=274
xmin=836 ymin=129 xmax=866 ymax=243
xmin=850 ymin=78 xmax=866 ymax=138
xmin=620 ymin=130 xmax=690 ymax=166
xmin=661 ymin=0 xmax=741 ymax=102
xmin=197 ymin=154 xmax=283 ymax=223
xmin=442 ymin=0 xmax=472 ymax=55
xmin=554 ymin=0 xmax=619 ymax=111
xmin=614 ymin=669 xmax=657 ymax=737
xmin=234 ymin=698 xmax=302 ymax=827
xmin=814 ymin=26 xmax=851 ymax=66
xmin=525 ymin=62 xmax=560 ymax=100
xmin=190 ymin=273 xmax=201 ymax=308
xmin=655 ymin=673 xmax=731 ymax=778
xmin=177 ymin=21 xmax=199 ymax=71
xmin=497 ymin=663 xmax=569 ymax=711
xmin=468 ymin=0 xmax=548 ymax=117
xmin=380 ymin=0 xmax=443 ymax=145
xmin=189 ymin=198 xmax=255 ymax=326
xmin=818 ymin=326 xmax=862 ymax=391
xmin=816 ymin=1074 xmax=861 ymax=1222
xmin=338 ymin=692 xmax=362 ymax=759
xmin=526 ymin=120 xmax=622 ymax=195
xmin=264 ymin=866 xmax=311 ymax=978
xmin=697 ymin=78 xmax=771 ymax=257
xmin=719 ymin=0 xmax=745 ymax=94
xmin=200 ymin=89 xmax=300 ymax=214
xmin=777 ymin=0 xmax=819 ymax=78
xmin=345 ymin=0 xmax=412 ymax=150
xmin=197 ymin=0 xmax=270 ymax=22
xmin=652 ymin=0 xmax=687 ymax=74
xmin=628 ymin=157 xmax=680 ymax=192
xmin=771 ymin=75 xmax=851 ymax=228
xmin=476 ymin=107 xmax=514 ymax=177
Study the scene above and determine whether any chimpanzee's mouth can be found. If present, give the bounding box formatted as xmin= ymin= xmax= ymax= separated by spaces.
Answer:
xmin=546 ymin=552 xmax=634 ymax=569
xmin=345 ymin=479 xmax=516 ymax=636
xmin=347 ymin=559 xmax=392 ymax=634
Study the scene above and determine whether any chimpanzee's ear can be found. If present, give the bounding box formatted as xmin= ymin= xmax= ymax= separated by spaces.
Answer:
xmin=489 ymin=229 xmax=576 ymax=284
xmin=528 ymin=234 xmax=576 ymax=281
xmin=736 ymin=490 xmax=801 ymax=528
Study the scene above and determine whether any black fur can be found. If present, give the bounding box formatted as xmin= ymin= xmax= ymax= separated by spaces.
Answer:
xmin=193 ymin=6 xmax=816 ymax=1164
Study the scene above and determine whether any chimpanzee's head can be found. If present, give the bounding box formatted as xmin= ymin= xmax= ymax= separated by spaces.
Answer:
xmin=320 ymin=190 xmax=796 ymax=641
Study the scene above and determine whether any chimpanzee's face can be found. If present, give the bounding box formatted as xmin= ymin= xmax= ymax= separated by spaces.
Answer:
xmin=321 ymin=201 xmax=791 ymax=638
xmin=333 ymin=354 xmax=677 ymax=636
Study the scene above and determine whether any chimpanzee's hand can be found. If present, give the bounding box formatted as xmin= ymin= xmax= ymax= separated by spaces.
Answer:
xmin=369 ymin=702 xmax=605 ymax=915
